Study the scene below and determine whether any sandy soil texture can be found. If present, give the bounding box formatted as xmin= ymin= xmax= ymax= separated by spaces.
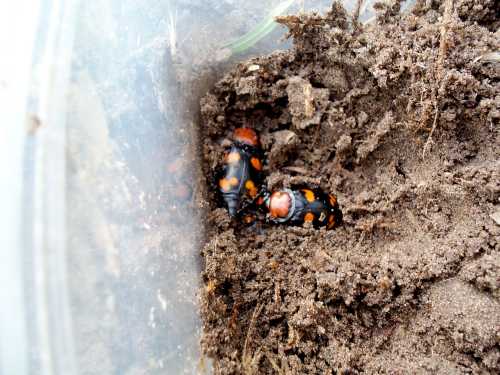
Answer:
xmin=199 ymin=1 xmax=499 ymax=373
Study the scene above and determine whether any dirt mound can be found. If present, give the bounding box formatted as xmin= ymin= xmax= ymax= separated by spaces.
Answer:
xmin=199 ymin=1 xmax=499 ymax=373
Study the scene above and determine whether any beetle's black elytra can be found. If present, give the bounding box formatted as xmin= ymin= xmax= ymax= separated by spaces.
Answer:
xmin=218 ymin=128 xmax=263 ymax=217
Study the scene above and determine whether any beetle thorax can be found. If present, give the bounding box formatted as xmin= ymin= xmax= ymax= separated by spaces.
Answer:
xmin=267 ymin=190 xmax=295 ymax=222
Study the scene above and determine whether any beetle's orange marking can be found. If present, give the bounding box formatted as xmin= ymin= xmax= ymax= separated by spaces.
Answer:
xmin=243 ymin=214 xmax=256 ymax=224
xmin=226 ymin=152 xmax=241 ymax=164
xmin=328 ymin=194 xmax=337 ymax=207
xmin=302 ymin=189 xmax=315 ymax=202
xmin=245 ymin=180 xmax=257 ymax=197
xmin=269 ymin=191 xmax=291 ymax=218
xmin=250 ymin=157 xmax=262 ymax=171
xmin=256 ymin=196 xmax=264 ymax=206
xmin=304 ymin=212 xmax=315 ymax=222
xmin=327 ymin=214 xmax=336 ymax=229
xmin=234 ymin=128 xmax=259 ymax=146
xmin=229 ymin=177 xmax=239 ymax=186
xmin=219 ymin=178 xmax=231 ymax=192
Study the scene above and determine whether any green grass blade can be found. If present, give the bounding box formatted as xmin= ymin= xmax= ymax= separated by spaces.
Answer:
xmin=223 ymin=0 xmax=295 ymax=55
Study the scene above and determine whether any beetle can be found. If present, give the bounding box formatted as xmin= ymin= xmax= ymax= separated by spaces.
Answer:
xmin=263 ymin=187 xmax=342 ymax=229
xmin=218 ymin=128 xmax=264 ymax=217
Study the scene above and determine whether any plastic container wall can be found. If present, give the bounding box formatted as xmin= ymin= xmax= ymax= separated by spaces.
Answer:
xmin=1 ymin=1 xmax=414 ymax=374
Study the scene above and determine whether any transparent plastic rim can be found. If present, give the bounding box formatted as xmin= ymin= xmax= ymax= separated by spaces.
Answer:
xmin=0 ymin=0 xmax=78 ymax=374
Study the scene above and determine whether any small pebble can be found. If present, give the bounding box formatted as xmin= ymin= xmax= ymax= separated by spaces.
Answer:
xmin=248 ymin=64 xmax=260 ymax=72
xmin=490 ymin=211 xmax=500 ymax=226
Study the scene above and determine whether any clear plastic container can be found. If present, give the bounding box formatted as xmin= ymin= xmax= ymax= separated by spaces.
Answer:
xmin=0 ymin=1 xmax=413 ymax=374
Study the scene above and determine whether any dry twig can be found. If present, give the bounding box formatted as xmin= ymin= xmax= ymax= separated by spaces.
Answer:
xmin=423 ymin=0 xmax=454 ymax=158
xmin=241 ymin=303 xmax=264 ymax=374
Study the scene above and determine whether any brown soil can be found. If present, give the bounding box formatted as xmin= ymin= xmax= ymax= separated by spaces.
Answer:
xmin=198 ymin=1 xmax=500 ymax=374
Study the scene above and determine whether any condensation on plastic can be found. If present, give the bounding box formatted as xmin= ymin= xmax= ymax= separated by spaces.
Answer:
xmin=0 ymin=1 xmax=413 ymax=374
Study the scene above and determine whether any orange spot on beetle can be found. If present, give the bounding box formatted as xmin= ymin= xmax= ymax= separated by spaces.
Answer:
xmin=229 ymin=177 xmax=239 ymax=186
xmin=245 ymin=180 xmax=257 ymax=197
xmin=328 ymin=194 xmax=337 ymax=207
xmin=304 ymin=212 xmax=315 ymax=222
xmin=302 ymin=189 xmax=315 ymax=202
xmin=256 ymin=196 xmax=264 ymax=206
xmin=219 ymin=178 xmax=231 ymax=192
xmin=250 ymin=157 xmax=262 ymax=171
xmin=327 ymin=214 xmax=336 ymax=229
xmin=269 ymin=191 xmax=291 ymax=219
xmin=234 ymin=128 xmax=259 ymax=147
xmin=245 ymin=180 xmax=255 ymax=190
xmin=243 ymin=214 xmax=256 ymax=224
xmin=225 ymin=152 xmax=241 ymax=164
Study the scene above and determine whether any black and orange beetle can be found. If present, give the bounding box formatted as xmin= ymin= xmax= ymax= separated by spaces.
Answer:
xmin=264 ymin=188 xmax=342 ymax=229
xmin=218 ymin=128 xmax=264 ymax=217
